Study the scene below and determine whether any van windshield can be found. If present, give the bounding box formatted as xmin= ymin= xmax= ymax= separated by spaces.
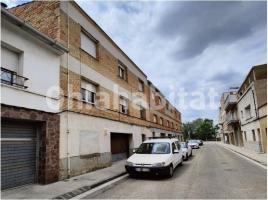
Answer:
xmin=136 ymin=142 xmax=170 ymax=154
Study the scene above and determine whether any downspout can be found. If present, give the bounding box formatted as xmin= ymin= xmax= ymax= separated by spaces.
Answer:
xmin=66 ymin=2 xmax=71 ymax=179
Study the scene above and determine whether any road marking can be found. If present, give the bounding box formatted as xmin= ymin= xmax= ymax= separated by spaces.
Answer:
xmin=221 ymin=145 xmax=267 ymax=170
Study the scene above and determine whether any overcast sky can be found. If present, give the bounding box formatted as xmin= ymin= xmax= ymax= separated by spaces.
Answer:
xmin=6 ymin=1 xmax=267 ymax=123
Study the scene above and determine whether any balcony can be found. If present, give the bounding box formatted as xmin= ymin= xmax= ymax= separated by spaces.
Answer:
xmin=224 ymin=94 xmax=237 ymax=111
xmin=1 ymin=67 xmax=28 ymax=89
xmin=226 ymin=113 xmax=239 ymax=125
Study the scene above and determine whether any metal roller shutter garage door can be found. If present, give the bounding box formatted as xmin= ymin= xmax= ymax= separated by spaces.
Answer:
xmin=1 ymin=121 xmax=37 ymax=190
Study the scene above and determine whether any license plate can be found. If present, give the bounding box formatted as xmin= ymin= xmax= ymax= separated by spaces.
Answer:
xmin=142 ymin=168 xmax=150 ymax=172
xmin=135 ymin=168 xmax=142 ymax=172
xmin=135 ymin=168 xmax=150 ymax=172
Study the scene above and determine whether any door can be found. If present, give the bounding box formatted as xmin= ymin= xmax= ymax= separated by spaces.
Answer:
xmin=110 ymin=133 xmax=129 ymax=162
xmin=1 ymin=121 xmax=38 ymax=189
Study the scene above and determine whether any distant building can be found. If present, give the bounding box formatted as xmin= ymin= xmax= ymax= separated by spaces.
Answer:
xmin=219 ymin=64 xmax=267 ymax=153
xmin=237 ymin=64 xmax=267 ymax=153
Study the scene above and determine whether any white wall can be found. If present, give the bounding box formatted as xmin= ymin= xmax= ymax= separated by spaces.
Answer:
xmin=1 ymin=19 xmax=61 ymax=112
xmin=60 ymin=112 xmax=152 ymax=159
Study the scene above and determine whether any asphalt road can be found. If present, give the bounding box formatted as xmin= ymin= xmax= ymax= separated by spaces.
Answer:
xmin=87 ymin=143 xmax=267 ymax=199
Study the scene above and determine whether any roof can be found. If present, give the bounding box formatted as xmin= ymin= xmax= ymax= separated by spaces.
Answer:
xmin=1 ymin=7 xmax=68 ymax=54
xmin=238 ymin=64 xmax=267 ymax=93
xmin=143 ymin=138 xmax=178 ymax=143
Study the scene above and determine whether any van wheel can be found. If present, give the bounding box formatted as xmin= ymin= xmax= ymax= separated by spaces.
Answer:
xmin=168 ymin=165 xmax=173 ymax=178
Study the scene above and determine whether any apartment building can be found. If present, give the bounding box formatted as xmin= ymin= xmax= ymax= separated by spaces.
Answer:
xmin=237 ymin=64 xmax=267 ymax=153
xmin=8 ymin=1 xmax=182 ymax=181
xmin=219 ymin=92 xmax=242 ymax=146
xmin=219 ymin=64 xmax=267 ymax=153
xmin=1 ymin=7 xmax=68 ymax=189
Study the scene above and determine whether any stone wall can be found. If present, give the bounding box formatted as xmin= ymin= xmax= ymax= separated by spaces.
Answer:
xmin=1 ymin=104 xmax=60 ymax=184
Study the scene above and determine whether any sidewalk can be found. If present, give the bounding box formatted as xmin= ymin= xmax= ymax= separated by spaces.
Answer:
xmin=216 ymin=142 xmax=267 ymax=166
xmin=2 ymin=160 xmax=127 ymax=199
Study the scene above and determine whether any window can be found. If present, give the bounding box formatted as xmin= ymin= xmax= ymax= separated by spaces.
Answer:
xmin=160 ymin=133 xmax=166 ymax=137
xmin=142 ymin=134 xmax=146 ymax=142
xmin=118 ymin=62 xmax=127 ymax=81
xmin=1 ymin=46 xmax=19 ymax=72
xmin=81 ymin=31 xmax=97 ymax=58
xmin=136 ymin=142 xmax=170 ymax=154
xmin=252 ymin=130 xmax=256 ymax=141
xmin=153 ymin=114 xmax=158 ymax=123
xmin=241 ymin=110 xmax=244 ymax=119
xmin=119 ymin=96 xmax=128 ymax=114
xmin=172 ymin=143 xmax=177 ymax=153
xmin=166 ymin=120 xmax=169 ymax=127
xmin=166 ymin=102 xmax=169 ymax=110
xmin=152 ymin=132 xmax=155 ymax=137
xmin=168 ymin=134 xmax=172 ymax=137
xmin=171 ymin=122 xmax=174 ymax=129
xmin=159 ymin=117 xmax=163 ymax=125
xmin=140 ymin=105 xmax=146 ymax=120
xmin=244 ymin=131 xmax=247 ymax=141
xmin=81 ymin=80 xmax=97 ymax=104
xmin=138 ymin=79 xmax=144 ymax=92
xmin=245 ymin=105 xmax=251 ymax=119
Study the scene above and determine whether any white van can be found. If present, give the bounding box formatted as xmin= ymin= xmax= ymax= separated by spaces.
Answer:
xmin=125 ymin=137 xmax=183 ymax=178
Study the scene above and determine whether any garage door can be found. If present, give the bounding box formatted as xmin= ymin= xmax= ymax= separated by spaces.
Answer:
xmin=111 ymin=133 xmax=129 ymax=162
xmin=1 ymin=121 xmax=38 ymax=190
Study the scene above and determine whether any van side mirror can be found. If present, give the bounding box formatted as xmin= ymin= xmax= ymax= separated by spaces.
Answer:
xmin=173 ymin=149 xmax=179 ymax=154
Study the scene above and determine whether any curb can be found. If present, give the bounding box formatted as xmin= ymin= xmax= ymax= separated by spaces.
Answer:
xmin=219 ymin=144 xmax=267 ymax=168
xmin=72 ymin=174 xmax=129 ymax=199
xmin=53 ymin=172 xmax=127 ymax=199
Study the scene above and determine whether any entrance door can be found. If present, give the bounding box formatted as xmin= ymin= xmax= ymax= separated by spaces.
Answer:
xmin=110 ymin=133 xmax=129 ymax=162
xmin=1 ymin=121 xmax=38 ymax=189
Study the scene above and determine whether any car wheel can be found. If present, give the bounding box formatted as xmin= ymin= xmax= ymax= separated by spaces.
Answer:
xmin=186 ymin=153 xmax=189 ymax=160
xmin=168 ymin=165 xmax=174 ymax=178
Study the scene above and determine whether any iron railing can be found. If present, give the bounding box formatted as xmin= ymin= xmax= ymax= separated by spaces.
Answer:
xmin=1 ymin=67 xmax=28 ymax=89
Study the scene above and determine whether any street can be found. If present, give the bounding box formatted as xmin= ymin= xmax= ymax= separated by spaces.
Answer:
xmin=86 ymin=143 xmax=267 ymax=199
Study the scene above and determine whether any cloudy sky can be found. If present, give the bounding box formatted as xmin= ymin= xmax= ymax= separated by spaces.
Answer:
xmin=6 ymin=1 xmax=267 ymax=123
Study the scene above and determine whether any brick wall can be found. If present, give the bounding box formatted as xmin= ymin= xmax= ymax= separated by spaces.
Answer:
xmin=8 ymin=1 xmax=182 ymax=133
xmin=9 ymin=1 xmax=61 ymax=41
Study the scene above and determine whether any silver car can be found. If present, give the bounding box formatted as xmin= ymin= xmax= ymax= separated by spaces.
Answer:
xmin=180 ymin=142 xmax=192 ymax=160
xmin=188 ymin=140 xmax=200 ymax=149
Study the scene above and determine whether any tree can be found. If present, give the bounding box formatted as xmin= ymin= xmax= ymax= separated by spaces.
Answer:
xmin=182 ymin=118 xmax=217 ymax=141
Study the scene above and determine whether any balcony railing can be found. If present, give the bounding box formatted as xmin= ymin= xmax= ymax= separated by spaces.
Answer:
xmin=1 ymin=67 xmax=28 ymax=89
xmin=226 ymin=113 xmax=239 ymax=125
xmin=224 ymin=94 xmax=237 ymax=110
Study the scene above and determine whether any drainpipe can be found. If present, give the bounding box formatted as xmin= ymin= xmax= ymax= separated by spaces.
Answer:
xmin=66 ymin=2 xmax=71 ymax=179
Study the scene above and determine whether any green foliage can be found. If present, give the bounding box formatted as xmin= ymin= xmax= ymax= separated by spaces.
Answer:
xmin=182 ymin=118 xmax=217 ymax=140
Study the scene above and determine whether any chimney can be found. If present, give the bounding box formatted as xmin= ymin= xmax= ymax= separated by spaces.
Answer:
xmin=1 ymin=2 xmax=7 ymax=8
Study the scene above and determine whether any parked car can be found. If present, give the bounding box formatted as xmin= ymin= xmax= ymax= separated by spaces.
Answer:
xmin=125 ymin=138 xmax=183 ymax=178
xmin=188 ymin=140 xmax=200 ymax=149
xmin=197 ymin=139 xmax=203 ymax=146
xmin=180 ymin=142 xmax=192 ymax=160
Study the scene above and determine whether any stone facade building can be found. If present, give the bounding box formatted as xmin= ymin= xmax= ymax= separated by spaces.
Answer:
xmin=2 ymin=1 xmax=182 ymax=188
xmin=219 ymin=64 xmax=267 ymax=153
